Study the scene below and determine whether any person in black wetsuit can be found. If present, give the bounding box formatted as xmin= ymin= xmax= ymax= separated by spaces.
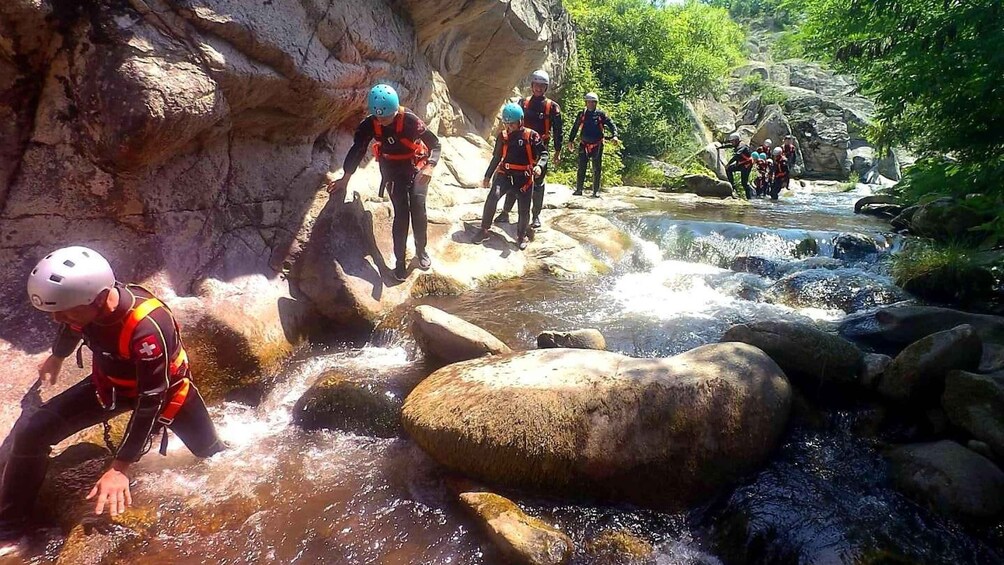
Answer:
xmin=770 ymin=146 xmax=790 ymax=200
xmin=0 ymin=247 xmax=224 ymax=548
xmin=326 ymin=84 xmax=442 ymax=282
xmin=719 ymin=132 xmax=754 ymax=199
xmin=495 ymin=70 xmax=563 ymax=230
xmin=567 ymin=92 xmax=619 ymax=198
xmin=475 ymin=102 xmax=549 ymax=250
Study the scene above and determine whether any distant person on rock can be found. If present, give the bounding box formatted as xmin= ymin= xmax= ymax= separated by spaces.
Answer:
xmin=782 ymin=134 xmax=798 ymax=185
xmin=0 ymin=247 xmax=224 ymax=548
xmin=326 ymin=84 xmax=442 ymax=282
xmin=567 ymin=92 xmax=619 ymax=198
xmin=771 ymin=146 xmax=790 ymax=200
xmin=495 ymin=70 xmax=563 ymax=230
xmin=720 ymin=132 xmax=754 ymax=199
xmin=476 ymin=103 xmax=549 ymax=251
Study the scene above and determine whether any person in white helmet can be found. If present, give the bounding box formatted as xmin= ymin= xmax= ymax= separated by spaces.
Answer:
xmin=567 ymin=91 xmax=619 ymax=197
xmin=0 ymin=247 xmax=223 ymax=546
xmin=494 ymin=69 xmax=563 ymax=229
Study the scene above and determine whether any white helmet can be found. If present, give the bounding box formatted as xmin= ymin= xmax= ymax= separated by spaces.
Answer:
xmin=584 ymin=92 xmax=599 ymax=102
xmin=530 ymin=70 xmax=550 ymax=86
xmin=764 ymin=139 xmax=773 ymax=146
xmin=772 ymin=146 xmax=783 ymax=157
xmin=727 ymin=132 xmax=740 ymax=143
xmin=27 ymin=246 xmax=115 ymax=312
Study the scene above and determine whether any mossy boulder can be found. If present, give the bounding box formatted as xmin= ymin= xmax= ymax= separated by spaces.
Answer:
xmin=292 ymin=370 xmax=404 ymax=438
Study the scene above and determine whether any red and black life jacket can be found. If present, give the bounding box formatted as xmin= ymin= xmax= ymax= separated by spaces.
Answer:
xmin=497 ymin=128 xmax=537 ymax=191
xmin=371 ymin=108 xmax=429 ymax=169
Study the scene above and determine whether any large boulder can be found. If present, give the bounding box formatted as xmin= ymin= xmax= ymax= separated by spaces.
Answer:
xmin=458 ymin=491 xmax=573 ymax=565
xmin=536 ymin=329 xmax=606 ymax=351
xmin=698 ymin=142 xmax=730 ymax=181
xmin=854 ymin=195 xmax=903 ymax=218
xmin=750 ymin=104 xmax=792 ymax=148
xmin=721 ymin=320 xmax=864 ymax=398
xmin=693 ymin=98 xmax=738 ymax=138
xmin=908 ymin=197 xmax=994 ymax=244
xmin=839 ymin=306 xmax=1004 ymax=348
xmin=682 ymin=174 xmax=734 ymax=198
xmin=831 ymin=232 xmax=880 ymax=262
xmin=942 ymin=370 xmax=1004 ymax=460
xmin=411 ymin=305 xmax=511 ymax=364
xmin=886 ymin=441 xmax=1004 ymax=520
xmin=765 ymin=269 xmax=908 ymax=314
xmin=402 ymin=344 xmax=792 ymax=510
xmin=877 ymin=325 xmax=983 ymax=404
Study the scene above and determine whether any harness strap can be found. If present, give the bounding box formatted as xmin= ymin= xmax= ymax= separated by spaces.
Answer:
xmin=371 ymin=109 xmax=429 ymax=168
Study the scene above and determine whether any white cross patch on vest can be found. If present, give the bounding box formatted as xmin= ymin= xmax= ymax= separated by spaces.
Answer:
xmin=135 ymin=335 xmax=163 ymax=360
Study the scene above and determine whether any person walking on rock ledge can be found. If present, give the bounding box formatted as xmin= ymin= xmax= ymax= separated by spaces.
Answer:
xmin=0 ymin=247 xmax=224 ymax=550
xmin=326 ymin=84 xmax=442 ymax=282
xmin=567 ymin=92 xmax=619 ymax=198
xmin=476 ymin=102 xmax=549 ymax=251
xmin=495 ymin=70 xmax=563 ymax=230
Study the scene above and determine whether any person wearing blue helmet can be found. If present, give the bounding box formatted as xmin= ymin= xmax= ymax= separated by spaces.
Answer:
xmin=494 ymin=70 xmax=563 ymax=229
xmin=326 ymin=84 xmax=442 ymax=282
xmin=567 ymin=91 xmax=619 ymax=198
xmin=475 ymin=102 xmax=549 ymax=250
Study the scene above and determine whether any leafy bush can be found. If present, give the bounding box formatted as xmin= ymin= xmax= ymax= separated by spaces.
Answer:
xmin=891 ymin=240 xmax=1000 ymax=305
xmin=622 ymin=159 xmax=672 ymax=188
xmin=758 ymin=83 xmax=788 ymax=106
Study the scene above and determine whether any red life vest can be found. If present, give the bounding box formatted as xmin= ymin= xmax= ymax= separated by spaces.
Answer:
xmin=522 ymin=97 xmax=554 ymax=141
xmin=497 ymin=128 xmax=536 ymax=191
xmin=371 ymin=108 xmax=429 ymax=169
xmin=93 ymin=289 xmax=191 ymax=425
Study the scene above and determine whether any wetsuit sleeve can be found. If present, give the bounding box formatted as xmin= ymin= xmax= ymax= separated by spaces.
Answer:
xmin=418 ymin=125 xmax=441 ymax=168
xmin=485 ymin=133 xmax=504 ymax=180
xmin=532 ymin=131 xmax=549 ymax=169
xmin=551 ymin=102 xmax=564 ymax=152
xmin=602 ymin=112 xmax=619 ymax=138
xmin=116 ymin=319 xmax=173 ymax=463
xmin=52 ymin=324 xmax=83 ymax=358
xmin=342 ymin=118 xmax=375 ymax=175
xmin=568 ymin=111 xmax=583 ymax=144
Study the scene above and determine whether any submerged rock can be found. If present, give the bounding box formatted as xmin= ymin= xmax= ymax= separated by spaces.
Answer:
xmin=402 ymin=344 xmax=791 ymax=510
xmin=765 ymin=268 xmax=907 ymax=314
xmin=729 ymin=255 xmax=780 ymax=278
xmin=832 ymin=232 xmax=880 ymax=262
xmin=536 ymin=329 xmax=606 ymax=351
xmin=886 ymin=440 xmax=1004 ymax=520
xmin=682 ymin=174 xmax=734 ymax=198
xmin=877 ymin=325 xmax=982 ymax=404
xmin=411 ymin=305 xmax=511 ymax=364
xmin=458 ymin=491 xmax=573 ymax=565
xmin=584 ymin=530 xmax=655 ymax=564
xmin=292 ymin=370 xmax=405 ymax=437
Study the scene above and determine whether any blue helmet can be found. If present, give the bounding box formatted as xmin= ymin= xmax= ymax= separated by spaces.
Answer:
xmin=501 ymin=102 xmax=524 ymax=124
xmin=368 ymin=84 xmax=399 ymax=117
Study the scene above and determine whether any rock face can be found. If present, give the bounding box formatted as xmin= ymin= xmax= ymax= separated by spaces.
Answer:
xmin=751 ymin=104 xmax=792 ymax=148
xmin=683 ymin=174 xmax=734 ymax=198
xmin=411 ymin=305 xmax=511 ymax=364
xmin=458 ymin=491 xmax=573 ymax=565
xmin=0 ymin=0 xmax=574 ymax=427
xmin=877 ymin=325 xmax=983 ymax=404
xmin=693 ymin=98 xmax=738 ymax=138
xmin=721 ymin=321 xmax=864 ymax=398
xmin=886 ymin=441 xmax=1004 ymax=520
xmin=943 ymin=370 xmax=1004 ymax=460
xmin=536 ymin=329 xmax=606 ymax=351
xmin=402 ymin=344 xmax=792 ymax=510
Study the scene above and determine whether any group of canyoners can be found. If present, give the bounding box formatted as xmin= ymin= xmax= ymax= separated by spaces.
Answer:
xmin=718 ymin=131 xmax=798 ymax=200
xmin=0 ymin=73 xmax=797 ymax=551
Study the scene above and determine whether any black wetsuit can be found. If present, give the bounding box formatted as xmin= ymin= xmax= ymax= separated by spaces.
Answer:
xmin=482 ymin=127 xmax=549 ymax=243
xmin=499 ymin=95 xmax=563 ymax=221
xmin=343 ymin=110 xmax=442 ymax=267
xmin=723 ymin=143 xmax=754 ymax=199
xmin=568 ymin=108 xmax=618 ymax=196
xmin=772 ymin=155 xmax=789 ymax=200
xmin=0 ymin=283 xmax=224 ymax=530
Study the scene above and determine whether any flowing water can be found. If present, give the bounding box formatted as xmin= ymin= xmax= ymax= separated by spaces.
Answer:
xmin=18 ymin=184 xmax=1004 ymax=563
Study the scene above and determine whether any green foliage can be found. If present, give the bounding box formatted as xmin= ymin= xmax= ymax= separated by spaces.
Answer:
xmin=566 ymin=0 xmax=745 ymax=99
xmin=770 ymin=29 xmax=805 ymax=59
xmin=622 ymin=160 xmax=671 ymax=188
xmin=758 ymin=83 xmax=788 ymax=106
xmin=791 ymin=0 xmax=1004 ymax=162
xmin=702 ymin=0 xmax=796 ymax=25
xmin=890 ymin=240 xmax=1000 ymax=304
xmin=548 ymin=141 xmax=625 ymax=191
